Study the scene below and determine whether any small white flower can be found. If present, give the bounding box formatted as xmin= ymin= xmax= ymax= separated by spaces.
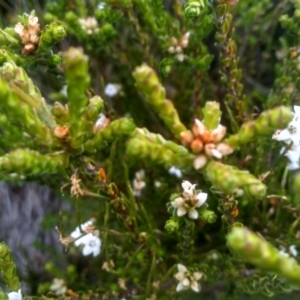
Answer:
xmin=280 ymin=145 xmax=300 ymax=170
xmin=133 ymin=179 xmax=146 ymax=197
xmin=276 ymin=120 xmax=300 ymax=145
xmin=97 ymin=2 xmax=105 ymax=9
xmin=174 ymin=264 xmax=202 ymax=293
xmin=50 ymin=278 xmax=67 ymax=295
xmin=289 ymin=245 xmax=298 ymax=257
xmin=71 ymin=220 xmax=94 ymax=246
xmin=7 ymin=289 xmax=22 ymax=300
xmin=273 ymin=106 xmax=300 ymax=145
xmin=171 ymin=186 xmax=207 ymax=220
xmin=168 ymin=166 xmax=182 ymax=178
xmin=154 ymin=180 xmax=162 ymax=188
xmin=133 ymin=170 xmax=146 ymax=196
xmin=104 ymin=83 xmax=122 ymax=97
xmin=80 ymin=233 xmax=101 ymax=257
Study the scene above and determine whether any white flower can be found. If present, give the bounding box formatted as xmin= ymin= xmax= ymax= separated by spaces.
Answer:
xmin=133 ymin=170 xmax=146 ymax=196
xmin=7 ymin=290 xmax=22 ymax=300
xmin=168 ymin=166 xmax=182 ymax=178
xmin=97 ymin=2 xmax=105 ymax=9
xmin=50 ymin=278 xmax=67 ymax=295
xmin=104 ymin=83 xmax=122 ymax=97
xmin=154 ymin=180 xmax=162 ymax=188
xmin=276 ymin=120 xmax=300 ymax=145
xmin=280 ymin=145 xmax=300 ymax=170
xmin=273 ymin=106 xmax=300 ymax=145
xmin=174 ymin=264 xmax=202 ymax=293
xmin=171 ymin=187 xmax=207 ymax=219
xmin=80 ymin=233 xmax=101 ymax=257
xmin=273 ymin=106 xmax=300 ymax=170
xmin=133 ymin=179 xmax=146 ymax=197
xmin=70 ymin=220 xmax=101 ymax=256
xmin=71 ymin=220 xmax=94 ymax=246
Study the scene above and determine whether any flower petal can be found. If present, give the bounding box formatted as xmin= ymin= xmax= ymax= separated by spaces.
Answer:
xmin=211 ymin=148 xmax=222 ymax=159
xmin=177 ymin=264 xmax=187 ymax=273
xmin=193 ymin=272 xmax=203 ymax=281
xmin=278 ymin=128 xmax=293 ymax=141
xmin=177 ymin=207 xmax=187 ymax=217
xmin=190 ymin=281 xmax=200 ymax=293
xmin=82 ymin=244 xmax=93 ymax=256
xmin=294 ymin=105 xmax=300 ymax=117
xmin=171 ymin=197 xmax=185 ymax=208
xmin=92 ymin=246 xmax=101 ymax=257
xmin=182 ymin=180 xmax=196 ymax=195
xmin=287 ymin=161 xmax=299 ymax=170
xmin=176 ymin=282 xmax=184 ymax=292
xmin=182 ymin=278 xmax=190 ymax=287
xmin=193 ymin=155 xmax=207 ymax=170
xmin=188 ymin=209 xmax=198 ymax=219
xmin=195 ymin=193 xmax=207 ymax=207
xmin=174 ymin=272 xmax=185 ymax=281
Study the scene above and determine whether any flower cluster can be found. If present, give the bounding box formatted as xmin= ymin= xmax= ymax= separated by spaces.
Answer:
xmin=70 ymin=220 xmax=101 ymax=257
xmin=171 ymin=181 xmax=207 ymax=219
xmin=180 ymin=119 xmax=234 ymax=169
xmin=14 ymin=16 xmax=40 ymax=55
xmin=174 ymin=264 xmax=202 ymax=293
xmin=168 ymin=32 xmax=190 ymax=62
xmin=79 ymin=17 xmax=99 ymax=35
xmin=272 ymin=105 xmax=300 ymax=170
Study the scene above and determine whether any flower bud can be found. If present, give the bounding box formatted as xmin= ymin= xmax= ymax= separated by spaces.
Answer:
xmin=199 ymin=209 xmax=217 ymax=223
xmin=165 ymin=218 xmax=180 ymax=233
xmin=190 ymin=138 xmax=204 ymax=154
xmin=180 ymin=131 xmax=194 ymax=146
xmin=185 ymin=0 xmax=207 ymax=19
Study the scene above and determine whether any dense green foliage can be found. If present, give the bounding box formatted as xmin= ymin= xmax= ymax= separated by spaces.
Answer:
xmin=1 ymin=0 xmax=300 ymax=299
